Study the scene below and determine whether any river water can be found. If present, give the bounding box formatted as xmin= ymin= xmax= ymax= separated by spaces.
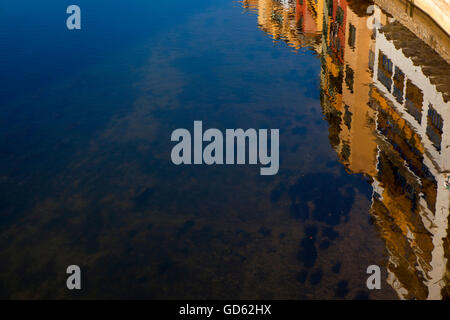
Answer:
xmin=0 ymin=0 xmax=449 ymax=299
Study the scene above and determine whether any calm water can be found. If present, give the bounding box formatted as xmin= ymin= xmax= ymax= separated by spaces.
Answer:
xmin=0 ymin=0 xmax=449 ymax=299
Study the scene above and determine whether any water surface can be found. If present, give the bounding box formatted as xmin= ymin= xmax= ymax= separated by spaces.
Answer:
xmin=0 ymin=0 xmax=449 ymax=299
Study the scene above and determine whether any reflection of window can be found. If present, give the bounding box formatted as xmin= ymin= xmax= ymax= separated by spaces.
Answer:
xmin=368 ymin=50 xmax=375 ymax=71
xmin=344 ymin=105 xmax=352 ymax=130
xmin=345 ymin=66 xmax=354 ymax=93
xmin=393 ymin=66 xmax=405 ymax=104
xmin=340 ymin=142 xmax=351 ymax=162
xmin=337 ymin=6 xmax=344 ymax=25
xmin=426 ymin=105 xmax=443 ymax=151
xmin=348 ymin=24 xmax=356 ymax=49
xmin=394 ymin=66 xmax=404 ymax=82
xmin=422 ymin=168 xmax=437 ymax=213
xmin=377 ymin=153 xmax=416 ymax=201
xmin=327 ymin=0 xmax=333 ymax=17
xmin=405 ymin=79 xmax=423 ymax=124
xmin=325 ymin=107 xmax=342 ymax=149
xmin=329 ymin=69 xmax=343 ymax=95
xmin=381 ymin=52 xmax=393 ymax=73
xmin=297 ymin=16 xmax=304 ymax=32
xmin=378 ymin=51 xmax=393 ymax=91
xmin=306 ymin=0 xmax=318 ymax=19
xmin=271 ymin=12 xmax=283 ymax=24
xmin=394 ymin=170 xmax=415 ymax=200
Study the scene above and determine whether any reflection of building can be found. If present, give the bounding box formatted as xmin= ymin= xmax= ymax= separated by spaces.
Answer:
xmin=341 ymin=2 xmax=378 ymax=176
xmin=320 ymin=0 xmax=347 ymax=164
xmin=370 ymin=6 xmax=450 ymax=299
xmin=321 ymin=0 xmax=378 ymax=176
xmin=241 ymin=0 xmax=450 ymax=300
xmin=320 ymin=0 xmax=450 ymax=299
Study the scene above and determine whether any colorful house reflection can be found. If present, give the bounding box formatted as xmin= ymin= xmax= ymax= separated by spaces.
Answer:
xmin=242 ymin=0 xmax=450 ymax=299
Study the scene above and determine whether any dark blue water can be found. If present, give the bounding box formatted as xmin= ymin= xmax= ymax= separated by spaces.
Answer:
xmin=1 ymin=0 xmax=448 ymax=299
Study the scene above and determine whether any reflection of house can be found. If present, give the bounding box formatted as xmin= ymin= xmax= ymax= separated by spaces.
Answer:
xmin=318 ymin=0 xmax=450 ymax=299
xmin=372 ymin=25 xmax=450 ymax=172
xmin=320 ymin=0 xmax=378 ymax=176
xmin=370 ymin=12 xmax=450 ymax=299
xmin=257 ymin=0 xmax=304 ymax=49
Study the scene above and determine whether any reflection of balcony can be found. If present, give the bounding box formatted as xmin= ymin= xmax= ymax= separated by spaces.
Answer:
xmin=426 ymin=105 xmax=444 ymax=152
